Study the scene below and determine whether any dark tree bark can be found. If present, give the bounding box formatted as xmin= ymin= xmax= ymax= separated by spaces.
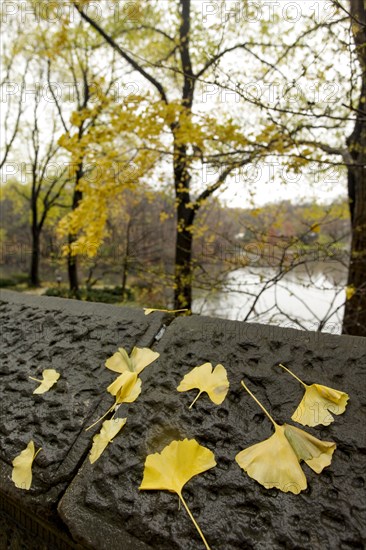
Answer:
xmin=173 ymin=0 xmax=196 ymax=309
xmin=343 ymin=0 xmax=366 ymax=336
xmin=30 ymin=220 xmax=40 ymax=287
xmin=121 ymin=218 xmax=132 ymax=301
xmin=67 ymin=186 xmax=82 ymax=296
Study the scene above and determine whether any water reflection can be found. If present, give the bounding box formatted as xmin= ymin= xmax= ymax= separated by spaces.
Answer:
xmin=193 ymin=263 xmax=347 ymax=334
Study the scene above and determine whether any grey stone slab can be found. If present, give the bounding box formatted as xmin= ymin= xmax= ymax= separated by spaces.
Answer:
xmin=58 ymin=315 xmax=366 ymax=550
xmin=0 ymin=290 xmax=165 ymax=523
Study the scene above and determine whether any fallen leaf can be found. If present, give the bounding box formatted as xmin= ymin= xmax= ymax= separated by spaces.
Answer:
xmin=143 ymin=308 xmax=188 ymax=315
xmin=89 ymin=417 xmax=127 ymax=464
xmin=29 ymin=369 xmax=60 ymax=394
xmin=235 ymin=381 xmax=336 ymax=494
xmin=12 ymin=441 xmax=42 ymax=490
xmin=107 ymin=370 xmax=141 ymax=400
xmin=177 ymin=363 xmax=229 ymax=408
xmin=105 ymin=346 xmax=159 ymax=374
xmin=279 ymin=364 xmax=349 ymax=426
xmin=87 ymin=372 xmax=141 ymax=431
xmin=140 ymin=438 xmax=216 ymax=550
xmin=114 ymin=372 xmax=142 ymax=404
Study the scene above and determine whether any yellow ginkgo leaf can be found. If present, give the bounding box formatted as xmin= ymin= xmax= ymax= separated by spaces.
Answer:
xmin=235 ymin=381 xmax=336 ymax=494
xmin=86 ymin=372 xmax=141 ymax=431
xmin=236 ymin=425 xmax=307 ymax=494
xmin=107 ymin=370 xmax=140 ymax=398
xmin=114 ymin=372 xmax=142 ymax=404
xmin=105 ymin=346 xmax=159 ymax=375
xmin=12 ymin=441 xmax=42 ymax=490
xmin=177 ymin=363 xmax=229 ymax=408
xmin=279 ymin=364 xmax=349 ymax=426
xmin=140 ymin=438 xmax=216 ymax=550
xmin=29 ymin=369 xmax=60 ymax=394
xmin=89 ymin=417 xmax=127 ymax=464
xmin=143 ymin=308 xmax=188 ymax=315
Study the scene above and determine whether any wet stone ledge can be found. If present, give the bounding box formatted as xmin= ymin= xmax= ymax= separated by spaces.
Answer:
xmin=0 ymin=290 xmax=365 ymax=550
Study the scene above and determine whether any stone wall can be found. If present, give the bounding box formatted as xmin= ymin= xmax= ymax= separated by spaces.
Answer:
xmin=0 ymin=290 xmax=365 ymax=549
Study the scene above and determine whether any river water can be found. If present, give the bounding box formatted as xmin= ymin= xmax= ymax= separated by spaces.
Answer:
xmin=193 ymin=262 xmax=347 ymax=334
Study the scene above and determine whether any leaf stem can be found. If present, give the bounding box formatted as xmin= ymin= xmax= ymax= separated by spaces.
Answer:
xmin=85 ymin=403 xmax=116 ymax=432
xmin=34 ymin=447 xmax=42 ymax=460
xmin=241 ymin=380 xmax=278 ymax=428
xmin=29 ymin=377 xmax=43 ymax=383
xmin=178 ymin=493 xmax=211 ymax=550
xmin=189 ymin=390 xmax=202 ymax=409
xmin=278 ymin=364 xmax=307 ymax=388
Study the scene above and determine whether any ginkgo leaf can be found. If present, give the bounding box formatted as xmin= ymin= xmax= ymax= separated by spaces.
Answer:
xmin=29 ymin=369 xmax=60 ymax=394
xmin=140 ymin=438 xmax=216 ymax=550
xmin=114 ymin=373 xmax=142 ymax=404
xmin=105 ymin=346 xmax=159 ymax=375
xmin=107 ymin=370 xmax=141 ymax=399
xmin=12 ymin=441 xmax=42 ymax=490
xmin=177 ymin=363 xmax=229 ymax=408
xmin=143 ymin=308 xmax=188 ymax=315
xmin=236 ymin=426 xmax=307 ymax=494
xmin=279 ymin=364 xmax=349 ymax=426
xmin=87 ymin=372 xmax=141 ymax=431
xmin=235 ymin=381 xmax=336 ymax=494
xmin=89 ymin=417 xmax=127 ymax=464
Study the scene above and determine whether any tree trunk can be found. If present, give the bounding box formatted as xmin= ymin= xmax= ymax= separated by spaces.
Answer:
xmin=172 ymin=135 xmax=195 ymax=310
xmin=174 ymin=203 xmax=194 ymax=309
xmin=30 ymin=226 xmax=40 ymax=287
xmin=342 ymin=0 xmax=366 ymax=336
xmin=343 ymin=165 xmax=366 ymax=335
xmin=121 ymin=218 xmax=131 ymax=301
xmin=67 ymin=185 xmax=82 ymax=297
xmin=173 ymin=0 xmax=195 ymax=310
xmin=67 ymin=245 xmax=79 ymax=295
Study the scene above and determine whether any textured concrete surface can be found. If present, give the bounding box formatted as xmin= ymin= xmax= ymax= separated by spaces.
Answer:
xmin=1 ymin=291 xmax=365 ymax=549
xmin=59 ymin=316 xmax=366 ymax=550
xmin=0 ymin=290 xmax=165 ymax=540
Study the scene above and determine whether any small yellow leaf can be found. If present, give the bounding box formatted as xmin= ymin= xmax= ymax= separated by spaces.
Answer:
xmin=143 ymin=308 xmax=188 ymax=315
xmin=279 ymin=364 xmax=349 ymax=426
xmin=12 ymin=441 xmax=42 ymax=490
xmin=105 ymin=347 xmax=159 ymax=374
xmin=86 ymin=371 xmax=142 ymax=432
xmin=109 ymin=371 xmax=142 ymax=404
xmin=140 ymin=438 xmax=216 ymax=494
xmin=29 ymin=369 xmax=60 ymax=394
xmin=177 ymin=363 xmax=229 ymax=408
xmin=140 ymin=439 xmax=215 ymax=550
xmin=236 ymin=381 xmax=336 ymax=494
xmin=345 ymin=285 xmax=356 ymax=301
xmin=89 ymin=418 xmax=127 ymax=464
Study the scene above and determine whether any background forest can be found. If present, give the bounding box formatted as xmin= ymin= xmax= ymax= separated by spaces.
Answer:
xmin=0 ymin=0 xmax=365 ymax=336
